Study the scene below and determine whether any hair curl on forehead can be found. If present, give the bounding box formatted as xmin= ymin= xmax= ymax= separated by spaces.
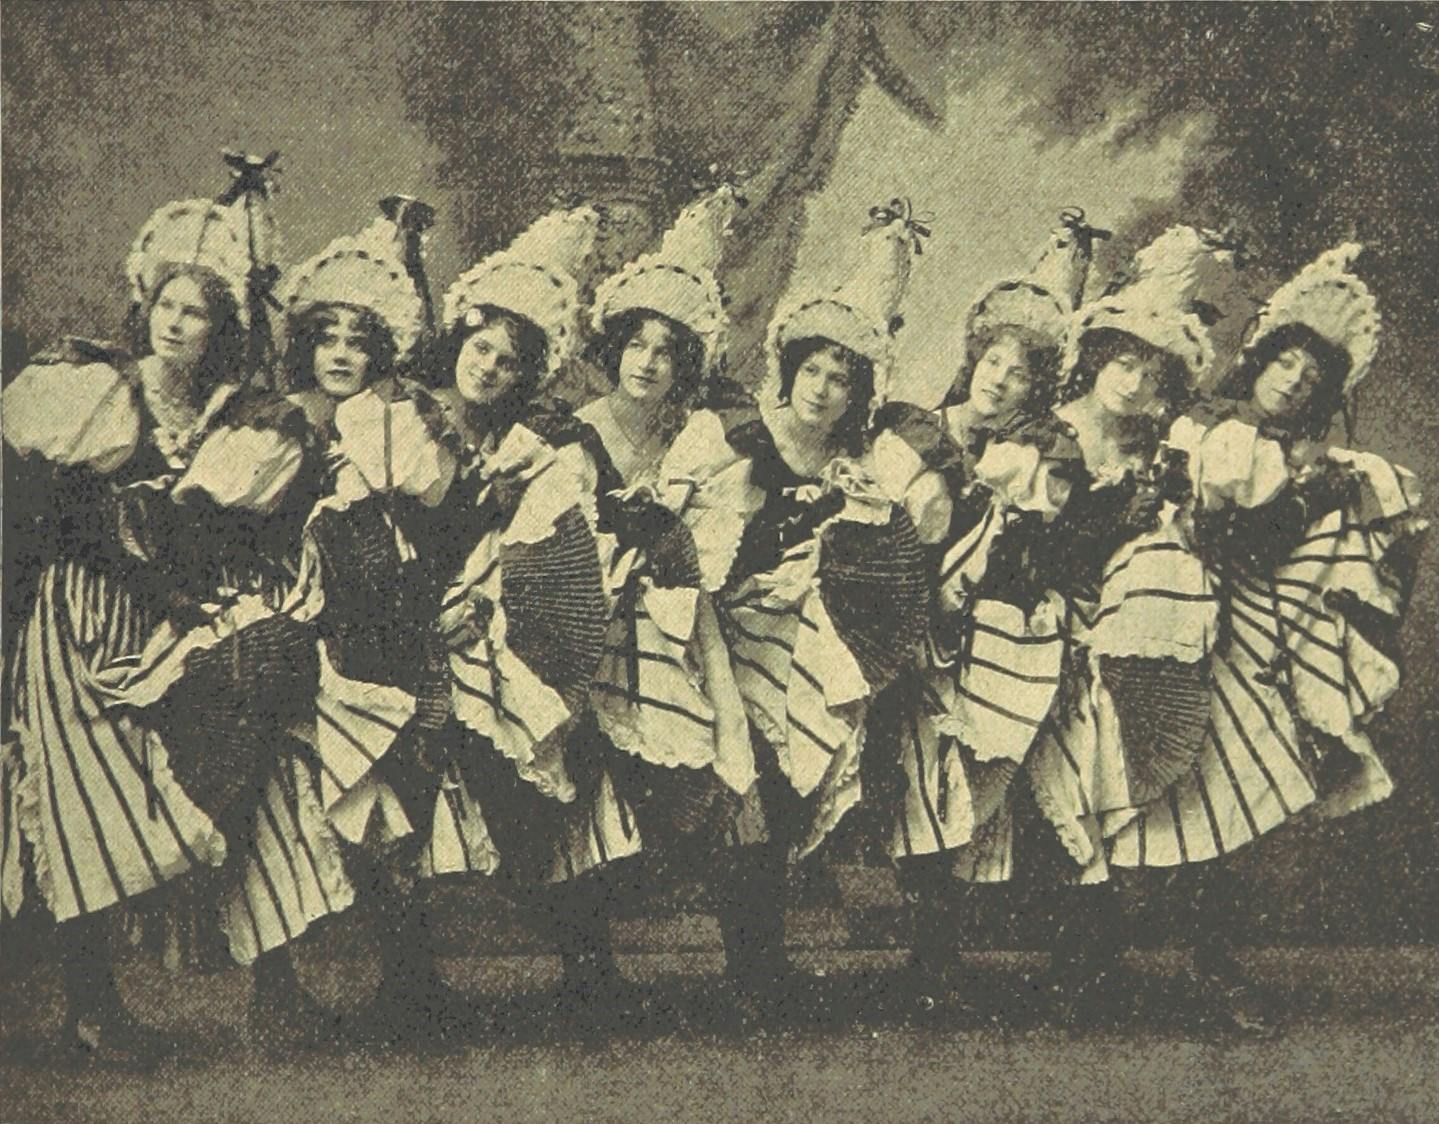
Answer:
xmin=591 ymin=309 xmax=709 ymax=445
xmin=592 ymin=309 xmax=706 ymax=398
xmin=281 ymin=302 xmax=398 ymax=396
xmin=776 ymin=336 xmax=875 ymax=457
xmin=1061 ymin=326 xmax=1193 ymax=414
xmin=426 ymin=303 xmax=549 ymax=395
xmin=125 ymin=261 xmax=246 ymax=396
xmin=1218 ymin=322 xmax=1351 ymax=440
xmin=942 ymin=324 xmax=1062 ymax=414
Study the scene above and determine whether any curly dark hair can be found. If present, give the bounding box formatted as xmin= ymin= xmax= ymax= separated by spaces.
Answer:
xmin=776 ymin=336 xmax=876 ymax=457
xmin=1060 ymin=326 xmax=1194 ymax=416
xmin=941 ymin=323 xmax=1062 ymax=417
xmin=125 ymin=262 xmax=246 ymax=399
xmin=280 ymin=302 xmax=398 ymax=395
xmin=1215 ymin=322 xmax=1350 ymax=440
xmin=426 ymin=304 xmax=549 ymax=399
xmin=590 ymin=308 xmax=707 ymax=442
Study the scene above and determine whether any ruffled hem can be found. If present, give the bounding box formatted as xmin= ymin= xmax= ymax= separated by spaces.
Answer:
xmin=1084 ymin=633 xmax=1215 ymax=662
xmin=791 ymin=723 xmax=865 ymax=862
xmin=592 ymin=581 xmax=719 ymax=773
xmin=1025 ymin=758 xmax=1095 ymax=868
xmin=496 ymin=722 xmax=579 ymax=805
xmin=1313 ymin=728 xmax=1395 ymax=820
xmin=596 ymin=703 xmax=717 ymax=773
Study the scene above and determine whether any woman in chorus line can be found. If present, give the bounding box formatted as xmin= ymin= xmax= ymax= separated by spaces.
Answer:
xmin=1020 ymin=226 xmax=1241 ymax=1024
xmin=230 ymin=199 xmax=468 ymax=1045
xmin=713 ymin=201 xmax=934 ymax=1016
xmin=1102 ymin=243 xmax=1425 ymax=1031
xmin=417 ymin=207 xmax=658 ymax=1030
xmin=867 ymin=210 xmax=1106 ymax=1016
xmin=578 ymin=186 xmax=791 ymax=1019
xmin=2 ymin=179 xmax=327 ymax=1062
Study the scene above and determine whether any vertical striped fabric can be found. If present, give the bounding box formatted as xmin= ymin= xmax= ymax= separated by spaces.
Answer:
xmin=6 ymin=561 xmax=228 ymax=922
xmin=887 ymin=708 xmax=974 ymax=860
xmin=1107 ymin=448 xmax=1426 ymax=869
xmin=547 ymin=770 xmax=643 ymax=883
xmin=1 ymin=740 xmax=24 ymax=921
xmin=220 ymin=757 xmax=356 ymax=965
xmin=420 ymin=764 xmax=502 ymax=879
xmin=952 ymin=795 xmax=1015 ymax=884
xmin=442 ymin=528 xmax=578 ymax=804
xmin=1026 ymin=657 xmax=1138 ymax=872
xmin=1106 ymin=643 xmax=1315 ymax=868
xmin=1270 ymin=507 xmax=1405 ymax=740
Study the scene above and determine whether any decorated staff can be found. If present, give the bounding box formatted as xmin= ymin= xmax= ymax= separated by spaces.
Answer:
xmin=269 ymin=199 xmax=481 ymax=1045
xmin=217 ymin=148 xmax=284 ymax=383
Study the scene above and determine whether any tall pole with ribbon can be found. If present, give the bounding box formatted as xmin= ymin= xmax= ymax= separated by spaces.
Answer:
xmin=380 ymin=194 xmax=438 ymax=344
xmin=217 ymin=149 xmax=282 ymax=386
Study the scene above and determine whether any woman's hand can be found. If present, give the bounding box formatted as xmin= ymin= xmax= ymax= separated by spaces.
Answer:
xmin=443 ymin=587 xmax=495 ymax=651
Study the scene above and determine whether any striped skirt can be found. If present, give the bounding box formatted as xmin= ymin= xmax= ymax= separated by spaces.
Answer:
xmin=220 ymin=756 xmax=356 ymax=964
xmin=923 ymin=595 xmax=1066 ymax=876
xmin=64 ymin=574 xmax=357 ymax=964
xmin=4 ymin=560 xmax=227 ymax=923
xmin=722 ymin=583 xmax=871 ymax=860
xmin=1104 ymin=640 xmax=1315 ymax=869
xmin=1104 ymin=463 xmax=1426 ymax=872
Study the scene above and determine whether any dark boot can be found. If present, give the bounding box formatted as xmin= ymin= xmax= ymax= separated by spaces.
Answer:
xmin=359 ymin=883 xmax=477 ymax=1048
xmin=717 ymin=845 xmax=814 ymax=1025
xmin=547 ymin=880 xmax=646 ymax=1033
xmin=60 ymin=912 xmax=177 ymax=1068
xmin=1186 ymin=866 xmax=1275 ymax=1037
xmin=892 ymin=854 xmax=954 ymax=1020
xmin=1040 ymin=883 xmax=1129 ymax=1029
xmin=249 ymin=947 xmax=345 ymax=1052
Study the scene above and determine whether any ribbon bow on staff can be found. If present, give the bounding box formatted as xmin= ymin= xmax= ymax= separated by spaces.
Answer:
xmin=1058 ymin=206 xmax=1113 ymax=251
xmin=382 ymin=194 xmax=438 ymax=338
xmin=217 ymin=150 xmax=283 ymax=382
xmin=217 ymin=149 xmax=281 ymax=206
xmin=864 ymin=197 xmax=933 ymax=254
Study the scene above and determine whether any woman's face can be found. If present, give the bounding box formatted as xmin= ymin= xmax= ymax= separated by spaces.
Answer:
xmin=455 ymin=320 xmax=524 ymax=405
xmin=148 ymin=274 xmax=213 ymax=371
xmin=1251 ymin=346 xmax=1323 ymax=424
xmin=789 ymin=344 xmax=854 ymax=434
xmin=1093 ymin=348 xmax=1164 ymax=418
xmin=313 ymin=307 xmax=372 ymax=401
xmin=967 ymin=332 xmax=1034 ymax=420
xmin=618 ymin=317 xmax=678 ymax=404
